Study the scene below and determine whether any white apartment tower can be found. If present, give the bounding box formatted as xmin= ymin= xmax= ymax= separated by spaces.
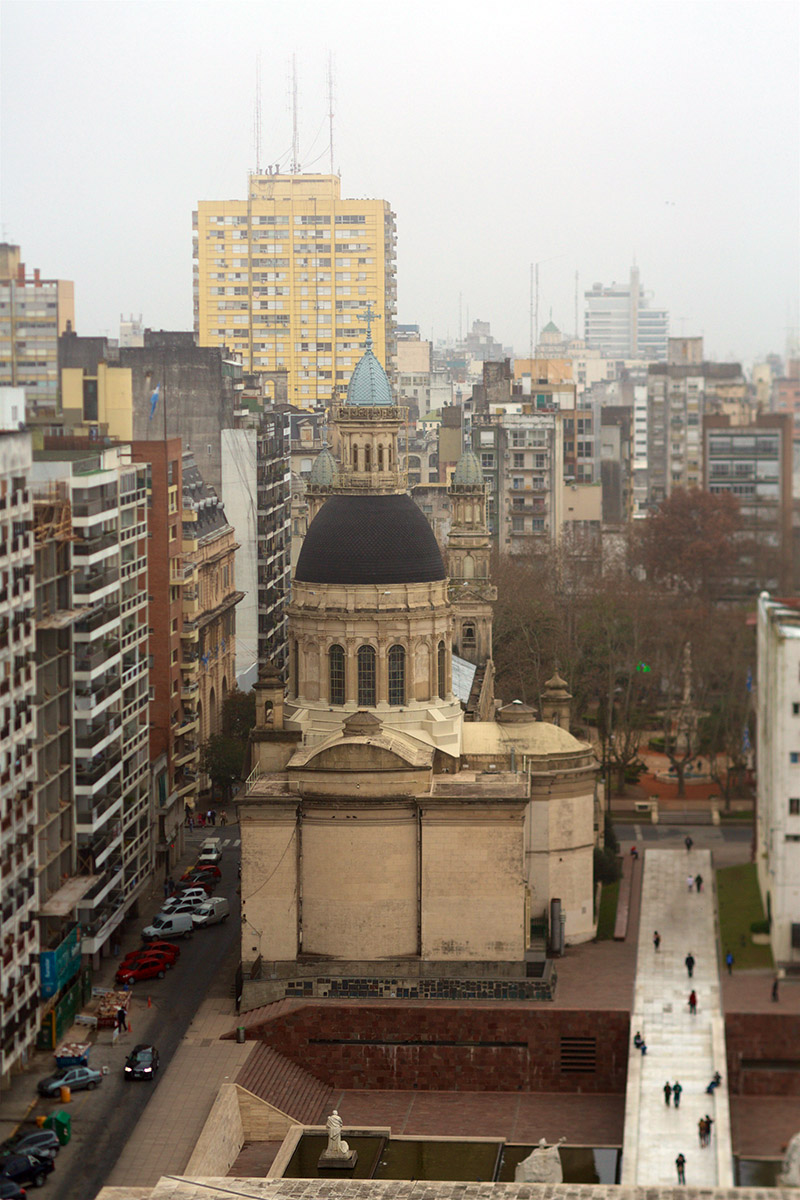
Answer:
xmin=756 ymin=593 xmax=800 ymax=969
xmin=32 ymin=447 xmax=151 ymax=962
xmin=584 ymin=265 xmax=669 ymax=361
xmin=0 ymin=430 xmax=37 ymax=1084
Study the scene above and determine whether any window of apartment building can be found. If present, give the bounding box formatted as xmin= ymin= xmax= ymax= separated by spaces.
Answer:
xmin=790 ymin=798 xmax=800 ymax=816
xmin=481 ymin=453 xmax=494 ymax=468
xmin=512 ymin=477 xmax=524 ymax=490
xmin=512 ymin=516 xmax=524 ymax=533
xmin=513 ymin=453 xmax=525 ymax=468
xmin=171 ymin=618 xmax=178 ymax=633
xmin=532 ymin=518 xmax=545 ymax=531
xmin=535 ymin=454 xmax=547 ymax=469
xmin=791 ymin=752 xmax=800 ymax=764
xmin=512 ymin=497 xmax=524 ymax=510
xmin=479 ymin=431 xmax=494 ymax=446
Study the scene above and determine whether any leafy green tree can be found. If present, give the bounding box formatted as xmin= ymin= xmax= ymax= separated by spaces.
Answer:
xmin=222 ymin=687 xmax=257 ymax=743
xmin=200 ymin=734 xmax=245 ymax=803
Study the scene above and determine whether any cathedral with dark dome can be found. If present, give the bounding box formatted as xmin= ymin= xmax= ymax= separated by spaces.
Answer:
xmin=237 ymin=328 xmax=600 ymax=1011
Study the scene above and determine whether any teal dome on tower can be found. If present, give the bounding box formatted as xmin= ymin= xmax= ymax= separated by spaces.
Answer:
xmin=346 ymin=333 xmax=394 ymax=408
xmin=308 ymin=447 xmax=337 ymax=487
xmin=452 ymin=449 xmax=484 ymax=489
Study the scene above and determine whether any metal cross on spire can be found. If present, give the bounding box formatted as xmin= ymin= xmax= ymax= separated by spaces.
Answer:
xmin=356 ymin=301 xmax=382 ymax=349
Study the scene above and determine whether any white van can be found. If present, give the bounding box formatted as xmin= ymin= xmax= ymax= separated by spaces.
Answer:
xmin=142 ymin=912 xmax=194 ymax=940
xmin=198 ymin=838 xmax=223 ymax=865
xmin=192 ymin=897 xmax=230 ymax=927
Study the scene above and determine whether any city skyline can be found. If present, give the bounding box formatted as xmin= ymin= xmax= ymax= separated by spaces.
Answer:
xmin=1 ymin=0 xmax=798 ymax=367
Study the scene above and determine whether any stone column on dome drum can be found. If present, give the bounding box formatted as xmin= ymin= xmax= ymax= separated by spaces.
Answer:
xmin=345 ymin=638 xmax=357 ymax=705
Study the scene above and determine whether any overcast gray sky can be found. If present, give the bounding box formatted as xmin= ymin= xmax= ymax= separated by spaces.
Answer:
xmin=2 ymin=0 xmax=798 ymax=366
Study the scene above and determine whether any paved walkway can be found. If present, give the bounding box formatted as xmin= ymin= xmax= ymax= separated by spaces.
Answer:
xmin=622 ymin=848 xmax=733 ymax=1187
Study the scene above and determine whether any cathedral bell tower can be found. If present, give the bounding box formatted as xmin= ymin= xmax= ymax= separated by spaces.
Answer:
xmin=447 ymin=450 xmax=496 ymax=667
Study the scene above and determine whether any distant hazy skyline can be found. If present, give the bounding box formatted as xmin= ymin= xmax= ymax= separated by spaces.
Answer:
xmin=2 ymin=0 xmax=798 ymax=367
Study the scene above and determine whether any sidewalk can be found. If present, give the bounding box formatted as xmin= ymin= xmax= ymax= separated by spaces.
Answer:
xmin=622 ymin=848 xmax=732 ymax=1187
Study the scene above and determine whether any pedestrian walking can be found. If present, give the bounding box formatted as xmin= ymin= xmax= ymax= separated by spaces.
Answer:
xmin=695 ymin=873 xmax=703 ymax=892
xmin=685 ymin=952 xmax=695 ymax=978
xmin=220 ymin=811 xmax=228 ymax=826
xmin=663 ymin=1081 xmax=673 ymax=1105
xmin=688 ymin=989 xmax=697 ymax=1015
xmin=772 ymin=977 xmax=780 ymax=1002
xmin=653 ymin=930 xmax=661 ymax=952
xmin=163 ymin=878 xmax=170 ymax=899
xmin=210 ymin=809 xmax=216 ymax=826
xmin=685 ymin=835 xmax=693 ymax=852
xmin=704 ymin=1115 xmax=714 ymax=1145
xmin=687 ymin=873 xmax=694 ymax=891
xmin=673 ymin=1081 xmax=683 ymax=1108
xmin=676 ymin=1153 xmax=686 ymax=1183
xmin=698 ymin=1118 xmax=707 ymax=1147
xmin=725 ymin=950 xmax=734 ymax=975
xmin=187 ymin=814 xmax=194 ymax=832
xmin=116 ymin=1005 xmax=128 ymax=1033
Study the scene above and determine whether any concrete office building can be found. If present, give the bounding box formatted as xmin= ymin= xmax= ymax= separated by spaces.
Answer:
xmin=584 ymin=265 xmax=669 ymax=361
xmin=0 ymin=429 xmax=38 ymax=1084
xmin=194 ymin=173 xmax=396 ymax=407
xmin=756 ymin=593 xmax=800 ymax=969
xmin=0 ymin=244 xmax=75 ymax=420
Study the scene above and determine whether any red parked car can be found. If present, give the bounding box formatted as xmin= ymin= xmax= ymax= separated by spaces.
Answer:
xmin=176 ymin=876 xmax=215 ymax=895
xmin=181 ymin=863 xmax=222 ymax=881
xmin=119 ymin=942 xmax=180 ymax=968
xmin=115 ymin=954 xmax=173 ymax=985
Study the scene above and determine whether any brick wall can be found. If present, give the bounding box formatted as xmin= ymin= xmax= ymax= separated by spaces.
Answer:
xmin=725 ymin=1012 xmax=800 ymax=1095
xmin=244 ymin=1003 xmax=629 ymax=1094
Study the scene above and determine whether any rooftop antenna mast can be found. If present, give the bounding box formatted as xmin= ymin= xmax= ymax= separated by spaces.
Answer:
xmin=291 ymin=52 xmax=300 ymax=174
xmin=327 ymin=52 xmax=335 ymax=175
xmin=254 ymin=56 xmax=262 ymax=173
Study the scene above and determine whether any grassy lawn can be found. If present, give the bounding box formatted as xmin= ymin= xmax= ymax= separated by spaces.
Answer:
xmin=596 ymin=879 xmax=620 ymax=940
xmin=716 ymin=863 xmax=774 ymax=970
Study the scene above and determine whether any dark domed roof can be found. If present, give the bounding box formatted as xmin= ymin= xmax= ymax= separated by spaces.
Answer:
xmin=295 ymin=493 xmax=446 ymax=585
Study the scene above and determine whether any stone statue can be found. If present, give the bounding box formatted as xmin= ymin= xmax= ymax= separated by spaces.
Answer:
xmin=514 ymin=1137 xmax=566 ymax=1183
xmin=779 ymin=1132 xmax=800 ymax=1187
xmin=325 ymin=1110 xmax=349 ymax=1157
xmin=318 ymin=1109 xmax=357 ymax=1169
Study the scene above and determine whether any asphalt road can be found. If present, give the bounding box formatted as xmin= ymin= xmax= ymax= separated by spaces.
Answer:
xmin=31 ymin=825 xmax=241 ymax=1200
xmin=615 ymin=820 xmax=754 ymax=868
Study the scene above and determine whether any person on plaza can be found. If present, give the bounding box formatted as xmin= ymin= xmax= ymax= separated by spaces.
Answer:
xmin=725 ymin=950 xmax=734 ymax=975
xmin=116 ymin=1005 xmax=128 ymax=1033
xmin=695 ymin=872 xmax=703 ymax=892
xmin=676 ymin=1153 xmax=686 ymax=1183
xmin=633 ymin=1031 xmax=643 ymax=1048
xmin=630 ymin=844 xmax=639 ymax=860
xmin=220 ymin=811 xmax=228 ymax=826
xmin=687 ymin=873 xmax=694 ymax=891
xmin=653 ymin=930 xmax=661 ymax=952
xmin=688 ymin=989 xmax=698 ymax=1015
xmin=698 ymin=1118 xmax=708 ymax=1147
xmin=685 ymin=835 xmax=693 ymax=852
xmin=704 ymin=1115 xmax=714 ymax=1145
xmin=673 ymin=1081 xmax=683 ymax=1108
xmin=663 ymin=1081 xmax=673 ymax=1105
xmin=772 ymin=977 xmax=780 ymax=1002
xmin=187 ymin=813 xmax=194 ymax=831
xmin=705 ymin=1070 xmax=722 ymax=1093
xmin=685 ymin=951 xmax=695 ymax=978
xmin=639 ymin=1039 xmax=647 ymax=1055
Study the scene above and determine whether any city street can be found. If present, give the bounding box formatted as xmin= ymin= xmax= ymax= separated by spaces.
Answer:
xmin=1 ymin=824 xmax=242 ymax=1200
xmin=615 ymin=821 xmax=753 ymax=869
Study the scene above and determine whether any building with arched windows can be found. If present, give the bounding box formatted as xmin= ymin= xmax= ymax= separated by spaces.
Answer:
xmin=237 ymin=327 xmax=600 ymax=1010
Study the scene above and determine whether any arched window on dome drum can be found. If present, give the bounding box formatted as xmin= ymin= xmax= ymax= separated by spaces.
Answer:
xmin=388 ymin=644 xmax=405 ymax=706
xmin=437 ymin=640 xmax=446 ymax=700
xmin=329 ymin=644 xmax=345 ymax=705
xmin=378 ymin=444 xmax=384 ymax=471
xmin=364 ymin=443 xmax=372 ymax=472
xmin=357 ymin=645 xmax=376 ymax=707
xmin=352 ymin=445 xmax=359 ymax=471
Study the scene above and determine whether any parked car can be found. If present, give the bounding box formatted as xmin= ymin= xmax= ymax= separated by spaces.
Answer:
xmin=141 ymin=913 xmax=193 ymax=941
xmin=191 ymin=896 xmax=230 ymax=927
xmin=198 ymin=837 xmax=223 ymax=864
xmin=115 ymin=958 xmax=169 ymax=986
xmin=0 ymin=1176 xmax=28 ymax=1199
xmin=119 ymin=941 xmax=179 ymax=967
xmin=123 ymin=1043 xmax=160 ymax=1080
xmin=1 ymin=1152 xmax=55 ymax=1188
xmin=163 ymin=887 xmax=208 ymax=909
xmin=37 ymin=1064 xmax=102 ymax=1097
xmin=1 ymin=1131 xmax=59 ymax=1161
xmin=181 ymin=863 xmax=221 ymax=881
xmin=181 ymin=871 xmax=218 ymax=891
xmin=157 ymin=899 xmax=206 ymax=920
xmin=115 ymin=951 xmax=173 ymax=981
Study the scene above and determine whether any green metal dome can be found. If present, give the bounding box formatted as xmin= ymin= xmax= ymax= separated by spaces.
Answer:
xmin=346 ymin=343 xmax=394 ymax=407
xmin=308 ymin=447 xmax=337 ymax=487
xmin=452 ymin=450 xmax=484 ymax=488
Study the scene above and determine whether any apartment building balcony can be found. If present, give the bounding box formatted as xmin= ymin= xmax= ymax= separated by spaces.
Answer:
xmin=74 ymin=566 xmax=120 ymax=596
xmin=75 ymin=713 xmax=121 ymax=757
xmin=73 ymin=530 xmax=118 ymax=562
xmin=175 ymin=712 xmax=199 ymax=736
xmin=76 ymin=823 xmax=122 ymax=872
xmin=73 ymin=602 xmax=121 ymax=639
xmin=181 ymin=618 xmax=199 ymax=642
xmin=75 ymin=750 xmax=122 ymax=791
xmin=175 ymin=772 xmax=198 ymax=800
xmin=120 ymin=657 xmax=148 ymax=688
xmin=120 ymin=554 xmax=147 ymax=581
xmin=120 ymin=589 xmax=147 ymax=616
xmin=180 ymin=648 xmax=199 ymax=674
xmin=74 ymin=638 xmax=121 ymax=676
xmin=74 ymin=675 xmax=120 ymax=715
xmin=71 ymin=495 xmax=118 ymax=520
xmin=173 ymin=740 xmax=198 ymax=768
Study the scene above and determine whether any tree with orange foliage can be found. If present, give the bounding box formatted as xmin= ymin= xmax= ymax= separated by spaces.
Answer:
xmin=634 ymin=488 xmax=741 ymax=600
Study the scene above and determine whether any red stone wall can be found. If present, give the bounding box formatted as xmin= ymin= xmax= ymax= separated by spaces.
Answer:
xmin=246 ymin=1003 xmax=630 ymax=1094
xmin=725 ymin=1012 xmax=800 ymax=1095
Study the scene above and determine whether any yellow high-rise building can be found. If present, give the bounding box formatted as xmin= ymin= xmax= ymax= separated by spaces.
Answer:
xmin=193 ymin=173 xmax=396 ymax=408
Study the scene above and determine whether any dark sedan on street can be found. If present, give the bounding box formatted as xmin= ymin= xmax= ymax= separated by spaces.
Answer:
xmin=124 ymin=1043 xmax=160 ymax=1080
